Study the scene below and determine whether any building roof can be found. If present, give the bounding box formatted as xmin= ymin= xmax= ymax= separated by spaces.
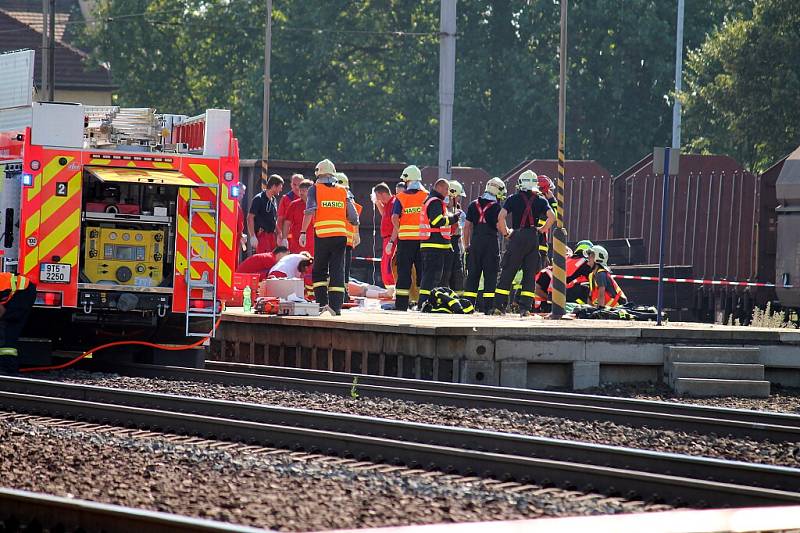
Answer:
xmin=1 ymin=0 xmax=76 ymax=42
xmin=0 ymin=9 xmax=113 ymax=91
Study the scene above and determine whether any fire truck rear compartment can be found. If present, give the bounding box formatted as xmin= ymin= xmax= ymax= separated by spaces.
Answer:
xmin=78 ymin=167 xmax=185 ymax=314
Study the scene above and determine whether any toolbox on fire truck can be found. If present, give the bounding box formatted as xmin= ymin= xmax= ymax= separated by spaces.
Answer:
xmin=0 ymin=50 xmax=241 ymax=337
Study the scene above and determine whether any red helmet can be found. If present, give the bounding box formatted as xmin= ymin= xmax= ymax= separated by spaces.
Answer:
xmin=537 ymin=175 xmax=554 ymax=195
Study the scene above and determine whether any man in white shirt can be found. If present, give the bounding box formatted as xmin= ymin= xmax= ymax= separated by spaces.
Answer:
xmin=269 ymin=252 xmax=313 ymax=278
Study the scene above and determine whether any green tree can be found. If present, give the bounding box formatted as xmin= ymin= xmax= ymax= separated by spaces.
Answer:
xmin=682 ymin=0 xmax=800 ymax=172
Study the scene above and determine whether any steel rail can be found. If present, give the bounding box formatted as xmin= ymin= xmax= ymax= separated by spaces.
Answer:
xmin=204 ymin=362 xmax=800 ymax=428
xmin=1 ymin=377 xmax=799 ymax=502
xmin=0 ymin=487 xmax=267 ymax=533
xmin=95 ymin=362 xmax=800 ymax=443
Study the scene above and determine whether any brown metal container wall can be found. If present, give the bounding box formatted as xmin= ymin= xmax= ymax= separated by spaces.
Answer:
xmin=502 ymin=160 xmax=614 ymax=242
xmin=614 ymin=154 xmax=761 ymax=282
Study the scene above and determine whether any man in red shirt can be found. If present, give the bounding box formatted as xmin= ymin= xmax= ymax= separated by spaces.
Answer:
xmin=276 ymin=173 xmax=304 ymax=247
xmin=236 ymin=246 xmax=289 ymax=278
xmin=373 ymin=182 xmax=396 ymax=288
xmin=284 ymin=180 xmax=314 ymax=255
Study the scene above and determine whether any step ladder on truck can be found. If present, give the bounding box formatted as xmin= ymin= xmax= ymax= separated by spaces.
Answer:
xmin=0 ymin=49 xmax=241 ymax=355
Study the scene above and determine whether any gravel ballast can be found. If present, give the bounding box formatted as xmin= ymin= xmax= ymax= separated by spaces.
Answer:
xmin=43 ymin=372 xmax=800 ymax=468
xmin=0 ymin=416 xmax=660 ymax=531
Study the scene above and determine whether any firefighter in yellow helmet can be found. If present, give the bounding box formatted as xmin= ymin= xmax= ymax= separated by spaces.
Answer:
xmin=0 ymin=272 xmax=36 ymax=374
xmin=386 ymin=165 xmax=426 ymax=311
xmin=441 ymin=180 xmax=466 ymax=293
xmin=299 ymin=159 xmax=359 ymax=315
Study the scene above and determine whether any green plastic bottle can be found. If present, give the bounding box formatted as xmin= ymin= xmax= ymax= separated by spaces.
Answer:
xmin=243 ymin=285 xmax=252 ymax=313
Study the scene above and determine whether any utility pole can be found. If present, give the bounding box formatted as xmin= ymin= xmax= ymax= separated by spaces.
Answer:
xmin=672 ymin=0 xmax=685 ymax=149
xmin=261 ymin=0 xmax=272 ymax=183
xmin=438 ymin=0 xmax=456 ymax=180
xmin=550 ymin=0 xmax=568 ymax=318
xmin=46 ymin=0 xmax=55 ymax=100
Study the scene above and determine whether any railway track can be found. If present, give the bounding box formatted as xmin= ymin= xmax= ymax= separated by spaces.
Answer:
xmin=1 ymin=375 xmax=799 ymax=508
xmin=95 ymin=361 xmax=800 ymax=443
xmin=0 ymin=486 xmax=265 ymax=532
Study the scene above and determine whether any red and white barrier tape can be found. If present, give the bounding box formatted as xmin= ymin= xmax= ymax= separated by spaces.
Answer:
xmin=611 ymin=274 xmax=783 ymax=288
xmin=353 ymin=256 xmax=788 ymax=288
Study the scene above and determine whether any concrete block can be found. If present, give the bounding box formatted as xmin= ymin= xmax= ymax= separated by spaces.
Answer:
xmin=599 ymin=364 xmax=661 ymax=384
xmin=588 ymin=342 xmax=664 ymax=364
xmin=759 ymin=345 xmax=800 ymax=367
xmin=495 ymin=339 xmax=585 ymax=362
xmin=463 ymin=337 xmax=495 ymax=361
xmin=500 ymin=360 xmax=528 ymax=388
xmin=666 ymin=346 xmax=760 ymax=364
xmin=674 ymin=378 xmax=770 ymax=398
xmin=526 ymin=363 xmax=570 ymax=389
xmin=461 ymin=360 xmax=499 ymax=386
xmin=572 ymin=361 xmax=600 ymax=390
xmin=669 ymin=363 xmax=764 ymax=385
xmin=765 ymin=367 xmax=800 ymax=388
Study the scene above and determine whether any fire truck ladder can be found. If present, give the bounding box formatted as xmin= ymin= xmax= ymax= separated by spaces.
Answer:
xmin=185 ymin=185 xmax=220 ymax=338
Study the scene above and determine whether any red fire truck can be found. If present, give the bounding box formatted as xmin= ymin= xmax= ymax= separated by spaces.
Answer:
xmin=0 ymin=50 xmax=240 ymax=342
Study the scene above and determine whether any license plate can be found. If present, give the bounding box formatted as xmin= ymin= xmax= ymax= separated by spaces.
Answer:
xmin=40 ymin=263 xmax=71 ymax=284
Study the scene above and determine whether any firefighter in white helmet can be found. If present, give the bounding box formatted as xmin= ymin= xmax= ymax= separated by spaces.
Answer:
xmin=441 ymin=180 xmax=467 ymax=294
xmin=337 ymin=172 xmax=363 ymax=302
xmin=462 ymin=177 xmax=506 ymax=314
xmin=299 ymin=159 xmax=359 ymax=315
xmin=586 ymin=245 xmax=627 ymax=307
xmin=495 ymin=170 xmax=555 ymax=316
xmin=386 ymin=165 xmax=426 ymax=311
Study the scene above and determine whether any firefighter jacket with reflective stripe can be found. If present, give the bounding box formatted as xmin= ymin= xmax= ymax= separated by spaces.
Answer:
xmin=421 ymin=193 xmax=454 ymax=249
xmin=396 ymin=191 xmax=427 ymax=240
xmin=346 ymin=202 xmax=363 ymax=247
xmin=313 ymin=184 xmax=348 ymax=238
xmin=589 ymin=267 xmax=627 ymax=307
xmin=0 ymin=273 xmax=30 ymax=305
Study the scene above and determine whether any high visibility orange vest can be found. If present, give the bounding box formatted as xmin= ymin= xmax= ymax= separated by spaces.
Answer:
xmin=420 ymin=196 xmax=452 ymax=243
xmin=566 ymin=256 xmax=588 ymax=287
xmin=589 ymin=267 xmax=627 ymax=307
xmin=396 ymin=191 xmax=426 ymax=241
xmin=0 ymin=273 xmax=30 ymax=305
xmin=313 ymin=184 xmax=348 ymax=238
xmin=346 ymin=202 xmax=363 ymax=248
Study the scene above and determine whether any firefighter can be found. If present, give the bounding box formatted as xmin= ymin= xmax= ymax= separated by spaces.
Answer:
xmin=386 ymin=165 xmax=427 ymax=311
xmin=441 ymin=180 xmax=466 ymax=294
xmin=534 ymin=239 xmax=594 ymax=306
xmin=337 ymin=172 xmax=362 ymax=301
xmin=299 ymin=159 xmax=359 ymax=315
xmin=536 ymin=174 xmax=558 ymax=266
xmin=0 ymin=272 xmax=36 ymax=374
xmin=495 ymin=170 xmax=555 ymax=317
xmin=463 ymin=178 xmax=505 ymax=314
xmin=418 ymin=179 xmax=461 ymax=308
xmin=587 ymin=245 xmax=628 ymax=307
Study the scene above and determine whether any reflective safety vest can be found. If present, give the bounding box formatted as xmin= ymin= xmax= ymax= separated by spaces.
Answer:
xmin=396 ymin=191 xmax=427 ymax=241
xmin=589 ymin=267 xmax=627 ymax=307
xmin=313 ymin=184 xmax=348 ymax=238
xmin=346 ymin=202 xmax=363 ymax=248
xmin=0 ymin=273 xmax=30 ymax=305
xmin=566 ymin=256 xmax=588 ymax=287
xmin=420 ymin=196 xmax=452 ymax=247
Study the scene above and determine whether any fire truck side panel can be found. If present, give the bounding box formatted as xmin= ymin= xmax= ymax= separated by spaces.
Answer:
xmin=21 ymin=141 xmax=83 ymax=307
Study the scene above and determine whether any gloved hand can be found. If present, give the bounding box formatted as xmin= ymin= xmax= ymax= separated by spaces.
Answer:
xmin=249 ymin=235 xmax=259 ymax=249
xmin=299 ymin=232 xmax=307 ymax=248
xmin=353 ymin=232 xmax=361 ymax=247
xmin=384 ymin=240 xmax=394 ymax=256
xmin=240 ymin=234 xmax=248 ymax=251
xmin=504 ymin=229 xmax=514 ymax=239
xmin=279 ymin=237 xmax=289 ymax=248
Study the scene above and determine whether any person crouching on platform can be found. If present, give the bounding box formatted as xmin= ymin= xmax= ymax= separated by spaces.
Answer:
xmin=586 ymin=245 xmax=627 ymax=308
xmin=386 ymin=165 xmax=427 ymax=311
xmin=534 ymin=240 xmax=594 ymax=308
xmin=299 ymin=159 xmax=359 ymax=315
xmin=495 ymin=170 xmax=555 ymax=317
xmin=236 ymin=246 xmax=290 ymax=279
xmin=0 ymin=272 xmax=36 ymax=374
